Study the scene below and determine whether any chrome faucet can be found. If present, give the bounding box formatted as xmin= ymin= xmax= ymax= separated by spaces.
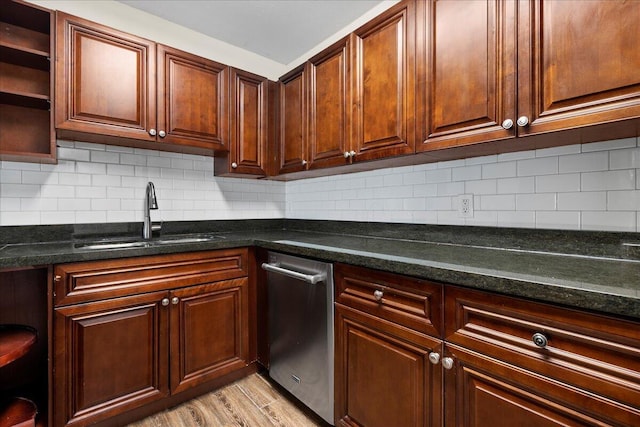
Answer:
xmin=143 ymin=181 xmax=160 ymax=239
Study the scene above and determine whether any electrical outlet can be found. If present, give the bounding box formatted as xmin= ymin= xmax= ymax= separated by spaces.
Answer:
xmin=458 ymin=194 xmax=474 ymax=218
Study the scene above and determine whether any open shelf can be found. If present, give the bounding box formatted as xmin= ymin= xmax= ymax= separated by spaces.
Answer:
xmin=0 ymin=397 xmax=37 ymax=427
xmin=0 ymin=1 xmax=55 ymax=164
xmin=0 ymin=326 xmax=37 ymax=368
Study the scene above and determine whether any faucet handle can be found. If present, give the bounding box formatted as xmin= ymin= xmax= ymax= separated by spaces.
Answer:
xmin=151 ymin=221 xmax=162 ymax=232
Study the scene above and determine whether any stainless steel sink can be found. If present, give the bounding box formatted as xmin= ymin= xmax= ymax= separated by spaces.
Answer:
xmin=73 ymin=234 xmax=225 ymax=251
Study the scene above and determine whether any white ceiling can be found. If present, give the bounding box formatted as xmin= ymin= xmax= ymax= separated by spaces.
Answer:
xmin=118 ymin=0 xmax=383 ymax=65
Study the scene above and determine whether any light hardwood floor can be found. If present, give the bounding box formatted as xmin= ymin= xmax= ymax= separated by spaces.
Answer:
xmin=127 ymin=373 xmax=327 ymax=427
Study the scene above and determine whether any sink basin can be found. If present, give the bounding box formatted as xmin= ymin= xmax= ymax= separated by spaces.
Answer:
xmin=73 ymin=234 xmax=225 ymax=251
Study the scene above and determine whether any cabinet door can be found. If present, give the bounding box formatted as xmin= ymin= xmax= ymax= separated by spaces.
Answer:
xmin=169 ymin=278 xmax=249 ymax=394
xmin=278 ymin=64 xmax=308 ymax=174
xmin=308 ymin=37 xmax=350 ymax=169
xmin=518 ymin=0 xmax=640 ymax=136
xmin=445 ymin=344 xmax=640 ymax=426
xmin=53 ymin=291 xmax=169 ymax=427
xmin=55 ymin=12 xmax=156 ymax=141
xmin=215 ymin=68 xmax=268 ymax=176
xmin=419 ymin=0 xmax=516 ymax=151
xmin=156 ymin=44 xmax=228 ymax=151
xmin=335 ymin=304 xmax=442 ymax=427
xmin=350 ymin=0 xmax=416 ymax=162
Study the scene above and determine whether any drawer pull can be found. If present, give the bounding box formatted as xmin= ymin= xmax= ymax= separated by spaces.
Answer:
xmin=161 ymin=298 xmax=170 ymax=307
xmin=373 ymin=290 xmax=383 ymax=301
xmin=171 ymin=297 xmax=179 ymax=305
xmin=532 ymin=332 xmax=548 ymax=348
xmin=54 ymin=275 xmax=62 ymax=282
xmin=428 ymin=352 xmax=440 ymax=365
xmin=442 ymin=357 xmax=454 ymax=370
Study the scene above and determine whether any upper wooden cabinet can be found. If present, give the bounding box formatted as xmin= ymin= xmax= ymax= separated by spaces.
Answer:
xmin=0 ymin=0 xmax=56 ymax=163
xmin=278 ymin=64 xmax=307 ymax=174
xmin=215 ymin=68 xmax=270 ymax=177
xmin=419 ymin=0 xmax=640 ymax=153
xmin=350 ymin=0 xmax=416 ymax=162
xmin=55 ymin=12 xmax=228 ymax=155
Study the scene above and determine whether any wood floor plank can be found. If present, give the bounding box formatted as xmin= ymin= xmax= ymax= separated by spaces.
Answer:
xmin=236 ymin=373 xmax=281 ymax=408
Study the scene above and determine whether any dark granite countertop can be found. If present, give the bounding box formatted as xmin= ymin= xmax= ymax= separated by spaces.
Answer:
xmin=1 ymin=220 xmax=639 ymax=320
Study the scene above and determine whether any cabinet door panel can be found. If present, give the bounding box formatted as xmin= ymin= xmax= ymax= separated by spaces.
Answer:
xmin=335 ymin=304 xmax=442 ymax=427
xmin=53 ymin=292 xmax=168 ymax=427
xmin=351 ymin=0 xmax=415 ymax=161
xmin=170 ymin=278 xmax=249 ymax=394
xmin=55 ymin=12 xmax=155 ymax=141
xmin=518 ymin=0 xmax=640 ymax=135
xmin=308 ymin=38 xmax=349 ymax=169
xmin=226 ymin=68 xmax=268 ymax=175
xmin=278 ymin=64 xmax=307 ymax=174
xmin=157 ymin=44 xmax=228 ymax=151
xmin=445 ymin=344 xmax=640 ymax=426
xmin=420 ymin=0 xmax=516 ymax=151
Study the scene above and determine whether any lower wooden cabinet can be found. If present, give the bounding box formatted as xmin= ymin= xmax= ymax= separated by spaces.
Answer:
xmin=335 ymin=304 xmax=443 ymax=427
xmin=52 ymin=250 xmax=252 ymax=427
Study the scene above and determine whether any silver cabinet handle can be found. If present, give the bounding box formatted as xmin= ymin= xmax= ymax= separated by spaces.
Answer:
xmin=349 ymin=150 xmax=356 ymax=157
xmin=442 ymin=357 xmax=454 ymax=370
xmin=158 ymin=130 xmax=166 ymax=138
xmin=149 ymin=128 xmax=157 ymax=136
xmin=261 ymin=262 xmax=326 ymax=284
xmin=373 ymin=290 xmax=383 ymax=301
xmin=502 ymin=119 xmax=513 ymax=130
xmin=428 ymin=352 xmax=440 ymax=365
xmin=171 ymin=297 xmax=179 ymax=305
xmin=231 ymin=162 xmax=238 ymax=169
xmin=532 ymin=332 xmax=548 ymax=348
xmin=517 ymin=116 xmax=529 ymax=127
xmin=161 ymin=298 xmax=169 ymax=306
xmin=54 ymin=275 xmax=62 ymax=282
xmin=344 ymin=152 xmax=351 ymax=159
xmin=302 ymin=159 xmax=308 ymax=166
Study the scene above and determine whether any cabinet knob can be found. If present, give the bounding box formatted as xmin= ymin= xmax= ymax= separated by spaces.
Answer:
xmin=53 ymin=275 xmax=62 ymax=282
xmin=532 ymin=332 xmax=548 ymax=348
xmin=516 ymin=116 xmax=529 ymax=127
xmin=442 ymin=357 xmax=454 ymax=370
xmin=373 ymin=290 xmax=383 ymax=302
xmin=428 ymin=352 xmax=440 ymax=365
xmin=171 ymin=297 xmax=179 ymax=305
xmin=161 ymin=298 xmax=170 ymax=306
xmin=158 ymin=130 xmax=166 ymax=138
xmin=501 ymin=119 xmax=514 ymax=130
xmin=149 ymin=128 xmax=157 ymax=136
xmin=349 ymin=150 xmax=356 ymax=158
xmin=302 ymin=160 xmax=308 ymax=166
xmin=344 ymin=152 xmax=351 ymax=159
xmin=231 ymin=162 xmax=238 ymax=169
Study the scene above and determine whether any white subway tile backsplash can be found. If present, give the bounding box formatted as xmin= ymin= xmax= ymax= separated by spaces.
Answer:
xmin=559 ymin=151 xmax=608 ymax=173
xmin=581 ymin=170 xmax=635 ymax=191
xmin=1 ymin=138 xmax=640 ymax=231
xmin=558 ymin=192 xmax=607 ymax=211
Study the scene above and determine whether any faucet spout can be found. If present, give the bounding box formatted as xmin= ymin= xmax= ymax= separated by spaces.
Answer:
xmin=143 ymin=182 xmax=159 ymax=239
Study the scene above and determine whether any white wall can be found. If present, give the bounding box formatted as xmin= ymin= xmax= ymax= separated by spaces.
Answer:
xmin=287 ymin=138 xmax=640 ymax=232
xmin=0 ymin=141 xmax=285 ymax=225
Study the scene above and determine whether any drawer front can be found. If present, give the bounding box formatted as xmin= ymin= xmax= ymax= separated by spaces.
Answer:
xmin=445 ymin=285 xmax=640 ymax=411
xmin=54 ymin=248 xmax=248 ymax=306
xmin=335 ymin=263 xmax=442 ymax=338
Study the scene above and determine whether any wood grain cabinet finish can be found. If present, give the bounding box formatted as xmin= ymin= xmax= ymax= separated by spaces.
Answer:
xmin=278 ymin=64 xmax=308 ymax=174
xmin=335 ymin=304 xmax=443 ymax=427
xmin=419 ymin=0 xmax=516 ymax=150
xmin=53 ymin=250 xmax=252 ymax=427
xmin=418 ymin=0 xmax=640 ymax=154
xmin=350 ymin=0 xmax=416 ymax=162
xmin=444 ymin=285 xmax=640 ymax=426
xmin=55 ymin=12 xmax=229 ymax=155
xmin=334 ymin=264 xmax=443 ymax=427
xmin=215 ymin=68 xmax=269 ymax=177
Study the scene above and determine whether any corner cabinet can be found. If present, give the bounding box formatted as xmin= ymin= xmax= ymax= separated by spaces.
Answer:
xmin=52 ymin=249 xmax=252 ymax=427
xmin=419 ymin=0 xmax=640 ymax=154
xmin=0 ymin=0 xmax=56 ymax=163
xmin=215 ymin=68 xmax=270 ymax=177
xmin=55 ymin=12 xmax=229 ymax=155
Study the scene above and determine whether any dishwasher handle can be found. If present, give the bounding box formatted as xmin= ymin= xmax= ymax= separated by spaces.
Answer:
xmin=261 ymin=262 xmax=326 ymax=284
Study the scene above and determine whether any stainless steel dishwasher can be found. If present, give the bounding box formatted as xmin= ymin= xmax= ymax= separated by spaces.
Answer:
xmin=262 ymin=252 xmax=334 ymax=425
